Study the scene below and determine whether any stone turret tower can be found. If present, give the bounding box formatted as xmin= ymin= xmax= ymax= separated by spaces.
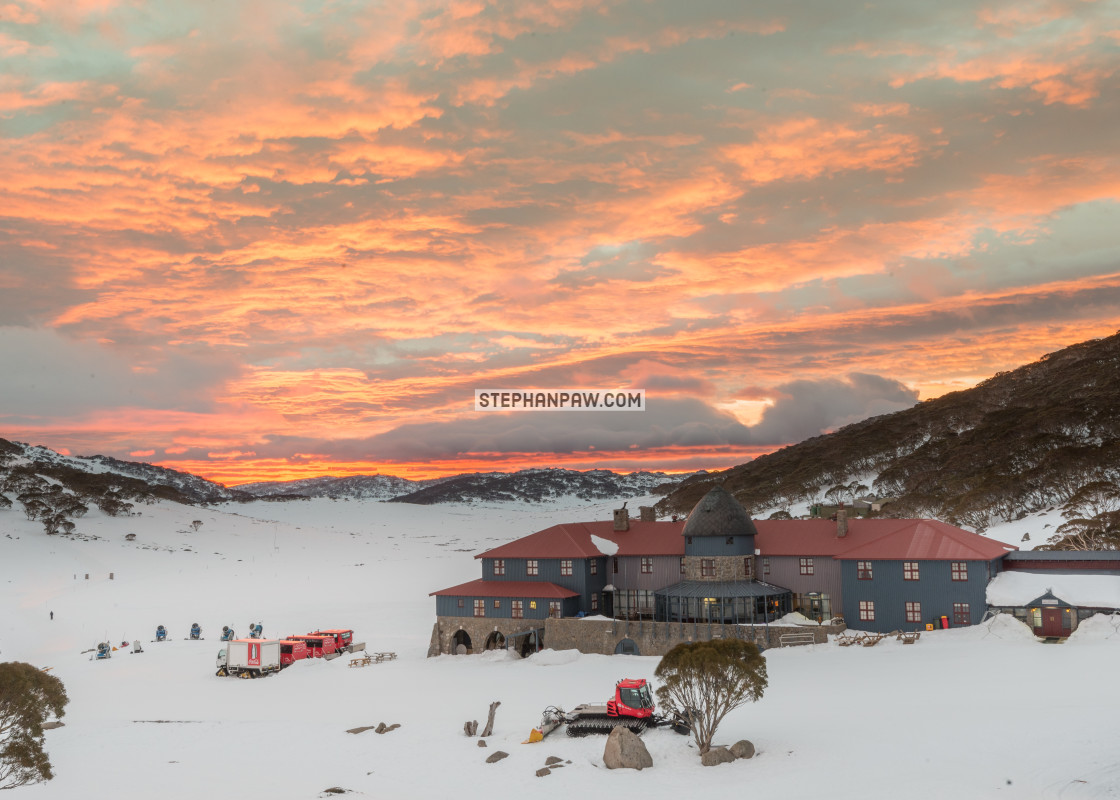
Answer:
xmin=681 ymin=485 xmax=757 ymax=581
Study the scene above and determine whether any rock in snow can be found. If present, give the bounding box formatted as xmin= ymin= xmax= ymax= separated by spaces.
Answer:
xmin=701 ymin=747 xmax=737 ymax=766
xmin=730 ymin=740 xmax=755 ymax=759
xmin=602 ymin=726 xmax=653 ymax=770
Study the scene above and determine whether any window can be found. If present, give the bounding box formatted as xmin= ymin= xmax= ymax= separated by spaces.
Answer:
xmin=493 ymin=599 xmax=501 ymax=610
xmin=613 ymin=557 xmax=619 ymax=574
xmin=726 ymin=536 xmax=734 ymax=545
xmin=493 ymin=559 xmax=505 ymax=576
xmin=859 ymin=601 xmax=875 ymax=621
xmin=473 ymin=599 xmax=485 ymax=617
xmin=527 ymin=559 xmax=539 ymax=577
xmin=905 ymin=601 xmax=921 ymax=623
xmin=680 ymin=557 xmax=686 ymax=575
xmin=744 ymin=558 xmax=752 ymax=579
xmin=953 ymin=603 xmax=970 ymax=625
xmin=549 ymin=601 xmax=561 ymax=618
xmin=701 ymin=559 xmax=715 ymax=577
xmin=590 ymin=560 xmax=598 ymax=575
xmin=800 ymin=558 xmax=814 ymax=576
xmin=640 ymin=557 xmax=653 ymax=574
xmin=951 ymin=562 xmax=968 ymax=581
xmin=591 ymin=593 xmax=598 ymax=612
xmin=561 ymin=559 xmax=572 ymax=576
xmin=457 ymin=599 xmax=464 ymax=608
xmin=529 ymin=600 xmax=537 ymax=610
xmin=512 ymin=600 xmax=523 ymax=619
xmin=903 ymin=562 xmax=920 ymax=581
xmin=763 ymin=558 xmax=770 ymax=576
xmin=857 ymin=561 xmax=873 ymax=580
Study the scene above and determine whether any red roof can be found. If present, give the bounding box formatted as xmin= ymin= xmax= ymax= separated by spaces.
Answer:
xmin=827 ymin=519 xmax=1015 ymax=561
xmin=429 ymin=579 xmax=579 ymax=598
xmin=477 ymin=520 xmax=686 ymax=559
xmin=474 ymin=517 xmax=1014 ymax=563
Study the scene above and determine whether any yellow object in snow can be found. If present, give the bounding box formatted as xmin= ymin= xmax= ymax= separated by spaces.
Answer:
xmin=523 ymin=728 xmax=545 ymax=744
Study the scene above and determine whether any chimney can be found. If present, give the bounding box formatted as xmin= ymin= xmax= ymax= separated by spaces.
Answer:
xmin=613 ymin=502 xmax=630 ymax=532
xmin=836 ymin=504 xmax=848 ymax=538
xmin=639 ymin=506 xmax=656 ymax=522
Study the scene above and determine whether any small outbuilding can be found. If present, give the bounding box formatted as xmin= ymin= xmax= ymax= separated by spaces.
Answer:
xmin=986 ymin=570 xmax=1120 ymax=637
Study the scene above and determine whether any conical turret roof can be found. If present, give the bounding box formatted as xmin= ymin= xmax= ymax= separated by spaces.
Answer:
xmin=682 ymin=485 xmax=757 ymax=538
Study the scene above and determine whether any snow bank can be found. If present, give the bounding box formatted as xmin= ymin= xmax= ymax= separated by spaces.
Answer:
xmin=590 ymin=534 xmax=619 ymax=555
xmin=1067 ymin=613 xmax=1120 ymax=645
xmin=774 ymin=611 xmax=817 ymax=626
xmin=987 ymin=570 xmax=1120 ymax=608
xmin=524 ymin=648 xmax=581 ymax=666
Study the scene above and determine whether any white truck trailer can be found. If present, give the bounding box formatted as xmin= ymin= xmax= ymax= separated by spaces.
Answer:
xmin=215 ymin=638 xmax=282 ymax=678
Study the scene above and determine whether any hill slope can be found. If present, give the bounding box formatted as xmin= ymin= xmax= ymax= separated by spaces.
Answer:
xmin=658 ymin=331 xmax=1120 ymax=534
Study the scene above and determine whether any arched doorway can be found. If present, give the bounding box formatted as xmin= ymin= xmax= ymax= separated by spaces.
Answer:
xmin=614 ymin=638 xmax=640 ymax=655
xmin=451 ymin=629 xmax=473 ymax=654
xmin=484 ymin=631 xmax=506 ymax=651
xmin=517 ymin=630 xmax=541 ymax=658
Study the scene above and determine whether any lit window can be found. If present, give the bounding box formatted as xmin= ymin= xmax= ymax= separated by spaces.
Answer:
xmin=859 ymin=601 xmax=875 ymax=621
xmin=857 ymin=561 xmax=873 ymax=580
xmin=493 ymin=559 xmax=505 ymax=576
xmin=701 ymin=559 xmax=715 ymax=577
xmin=473 ymin=600 xmax=485 ymax=617
xmin=641 ymin=557 xmax=653 ymax=574
xmin=493 ymin=599 xmax=500 ymax=610
xmin=951 ymin=562 xmax=967 ymax=581
xmin=905 ymin=601 xmax=921 ymax=623
xmin=591 ymin=593 xmax=598 ymax=612
xmin=529 ymin=600 xmax=537 ymax=610
xmin=511 ymin=600 xmax=523 ymax=619
xmin=903 ymin=562 xmax=919 ymax=581
xmin=800 ymin=558 xmax=814 ymax=576
xmin=561 ymin=560 xmax=572 ymax=576
xmin=953 ymin=603 xmax=970 ymax=625
xmin=527 ymin=560 xmax=539 ymax=577
xmin=590 ymin=560 xmax=598 ymax=575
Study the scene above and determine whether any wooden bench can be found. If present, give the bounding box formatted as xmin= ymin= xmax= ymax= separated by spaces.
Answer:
xmin=897 ymin=631 xmax=921 ymax=644
xmin=861 ymin=633 xmax=888 ymax=647
xmin=349 ymin=656 xmax=373 ymax=668
xmin=779 ymin=632 xmax=817 ymax=647
xmin=373 ymin=651 xmax=397 ymax=662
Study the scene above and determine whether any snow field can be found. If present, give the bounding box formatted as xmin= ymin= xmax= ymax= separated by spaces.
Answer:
xmin=1 ymin=497 xmax=1118 ymax=799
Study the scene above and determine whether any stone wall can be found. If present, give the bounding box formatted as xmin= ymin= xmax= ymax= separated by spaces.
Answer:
xmin=682 ymin=554 xmax=754 ymax=582
xmin=429 ymin=614 xmax=846 ymax=657
xmin=541 ymin=617 xmax=845 ymax=657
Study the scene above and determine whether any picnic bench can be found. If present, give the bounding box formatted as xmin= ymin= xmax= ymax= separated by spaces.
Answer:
xmin=348 ymin=651 xmax=398 ymax=668
xmin=779 ymin=632 xmax=817 ymax=647
xmin=897 ymin=631 xmax=921 ymax=644
xmin=860 ymin=633 xmax=888 ymax=647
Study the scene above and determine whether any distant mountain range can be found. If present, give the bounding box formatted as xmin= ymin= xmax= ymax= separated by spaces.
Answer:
xmin=0 ymin=438 xmax=694 ymax=509
xmin=658 ymin=330 xmax=1120 ymax=538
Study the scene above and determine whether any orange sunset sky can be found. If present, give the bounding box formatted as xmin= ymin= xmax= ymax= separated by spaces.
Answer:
xmin=2 ymin=0 xmax=1119 ymax=485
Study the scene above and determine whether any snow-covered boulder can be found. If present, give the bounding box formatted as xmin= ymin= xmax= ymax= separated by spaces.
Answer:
xmin=701 ymin=746 xmax=736 ymax=766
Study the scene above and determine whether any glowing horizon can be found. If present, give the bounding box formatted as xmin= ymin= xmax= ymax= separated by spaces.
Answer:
xmin=2 ymin=0 xmax=1119 ymax=486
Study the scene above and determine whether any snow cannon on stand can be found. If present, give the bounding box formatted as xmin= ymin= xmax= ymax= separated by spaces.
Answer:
xmin=248 ymin=622 xmax=263 ymax=639
xmin=221 ymin=626 xmax=235 ymax=642
xmin=154 ymin=625 xmax=168 ymax=642
xmin=189 ymin=623 xmax=202 ymax=640
xmin=95 ymin=642 xmax=112 ymax=660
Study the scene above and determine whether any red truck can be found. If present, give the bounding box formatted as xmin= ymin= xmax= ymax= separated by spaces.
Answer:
xmin=278 ymin=639 xmax=309 ymax=667
xmin=310 ymin=629 xmax=365 ymax=654
xmin=286 ymin=634 xmax=338 ymax=659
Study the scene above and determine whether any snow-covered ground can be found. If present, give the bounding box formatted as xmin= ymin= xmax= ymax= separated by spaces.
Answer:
xmin=2 ymin=496 xmax=1119 ymax=799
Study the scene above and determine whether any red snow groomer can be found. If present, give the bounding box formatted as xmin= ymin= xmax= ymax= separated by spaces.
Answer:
xmin=285 ymin=633 xmax=338 ymax=659
xmin=525 ymin=678 xmax=692 ymax=741
xmin=278 ymin=639 xmax=309 ymax=667
xmin=309 ymin=629 xmax=365 ymax=655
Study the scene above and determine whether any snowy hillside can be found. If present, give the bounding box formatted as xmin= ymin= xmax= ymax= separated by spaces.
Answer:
xmin=1 ymin=496 xmax=1118 ymax=799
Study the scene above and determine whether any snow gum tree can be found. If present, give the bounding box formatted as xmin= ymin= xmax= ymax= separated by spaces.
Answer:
xmin=654 ymin=639 xmax=767 ymax=755
xmin=0 ymin=662 xmax=69 ymax=790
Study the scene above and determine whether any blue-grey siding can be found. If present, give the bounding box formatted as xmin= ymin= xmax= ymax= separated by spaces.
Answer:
xmin=684 ymin=535 xmax=755 ymax=557
xmin=840 ymin=559 xmax=997 ymax=633
xmin=480 ymin=557 xmax=605 ymax=610
xmin=764 ymin=555 xmax=842 ymax=616
xmin=436 ymin=594 xmax=581 ymax=619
